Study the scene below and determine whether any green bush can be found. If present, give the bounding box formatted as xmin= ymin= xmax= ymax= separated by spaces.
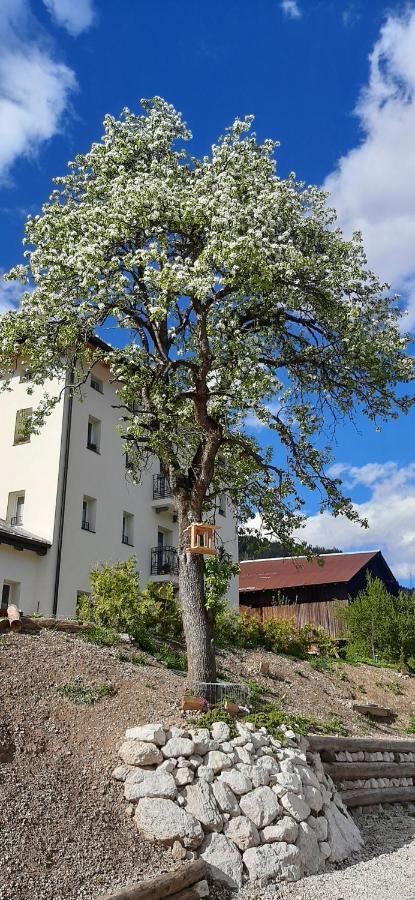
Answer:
xmin=78 ymin=557 xmax=182 ymax=641
xmin=83 ymin=626 xmax=118 ymax=647
xmin=246 ymin=703 xmax=347 ymax=737
xmin=214 ymin=608 xmax=336 ymax=660
xmin=342 ymin=575 xmax=415 ymax=665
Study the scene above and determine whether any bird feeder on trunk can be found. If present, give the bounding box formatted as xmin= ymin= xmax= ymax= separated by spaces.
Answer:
xmin=185 ymin=523 xmax=218 ymax=556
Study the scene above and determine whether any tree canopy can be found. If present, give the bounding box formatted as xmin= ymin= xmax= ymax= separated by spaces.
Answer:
xmin=1 ymin=97 xmax=413 ymax=549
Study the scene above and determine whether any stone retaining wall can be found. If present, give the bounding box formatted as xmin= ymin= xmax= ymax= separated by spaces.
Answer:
xmin=112 ymin=721 xmax=363 ymax=889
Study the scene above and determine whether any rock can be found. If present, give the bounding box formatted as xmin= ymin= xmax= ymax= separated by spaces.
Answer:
xmin=296 ymin=821 xmax=322 ymax=875
xmin=219 ymin=741 xmax=234 ymax=753
xmin=219 ymin=770 xmax=253 ymax=796
xmin=212 ymin=780 xmax=240 ymax=816
xmin=189 ymin=729 xmax=211 ymax=755
xmin=325 ymin=804 xmax=363 ymax=862
xmin=280 ymin=791 xmax=310 ymax=823
xmin=188 ymin=755 xmax=204 ymax=770
xmin=200 ymin=832 xmax=243 ymax=889
xmin=182 ymin=781 xmax=223 ymax=832
xmin=211 ymin=722 xmax=231 ymax=742
xmin=274 ymin=772 xmax=302 ymax=794
xmin=158 ymin=759 xmax=176 ymax=773
xmin=251 ymin=732 xmax=269 ymax=749
xmin=304 ymin=785 xmax=323 ymax=813
xmin=261 ymin=816 xmax=298 ymax=843
xmin=239 ymin=787 xmax=280 ymax=828
xmin=125 ymin=803 xmax=135 ymax=818
xmin=319 ymin=840 xmax=331 ymax=859
xmin=134 ymin=798 xmax=204 ymax=848
xmin=174 ymin=767 xmax=194 ymax=787
xmin=111 ymin=765 xmax=131 ymax=782
xmin=197 ymin=766 xmax=215 ymax=783
xmin=162 ymin=737 xmax=195 ymax=759
xmin=307 ymin=815 xmax=328 ymax=841
xmin=125 ymin=724 xmax=166 ymax=746
xmin=124 ymin=770 xmax=177 ymax=802
xmin=243 ymin=842 xmax=301 ymax=883
xmin=236 ymin=723 xmax=253 ymax=741
xmin=256 ymin=755 xmax=279 ymax=776
xmin=171 ymin=840 xmax=187 ymax=861
xmin=234 ymin=746 xmax=253 ymax=765
xmin=118 ymin=740 xmax=162 ymax=767
xmin=205 ymin=750 xmax=232 ymax=773
xmin=224 ymin=815 xmax=260 ymax=850
xmin=297 ymin=765 xmax=320 ymax=789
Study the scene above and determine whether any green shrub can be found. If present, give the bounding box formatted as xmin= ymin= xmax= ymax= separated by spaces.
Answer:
xmin=246 ymin=703 xmax=347 ymax=738
xmin=156 ymin=645 xmax=188 ymax=672
xmin=78 ymin=558 xmax=182 ymax=641
xmin=83 ymin=626 xmax=118 ymax=647
xmin=342 ymin=575 xmax=415 ymax=665
xmin=118 ymin=651 xmax=147 ymax=666
xmin=214 ymin=607 xmax=336 ymax=660
xmin=57 ymin=681 xmax=116 ymax=705
xmin=309 ymin=655 xmax=334 ymax=673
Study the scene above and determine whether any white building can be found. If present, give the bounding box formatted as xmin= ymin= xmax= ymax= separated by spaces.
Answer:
xmin=0 ymin=339 xmax=239 ymax=618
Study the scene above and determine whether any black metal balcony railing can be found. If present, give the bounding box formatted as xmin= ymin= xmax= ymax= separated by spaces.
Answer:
xmin=151 ymin=546 xmax=178 ymax=576
xmin=81 ymin=519 xmax=91 ymax=531
xmin=11 ymin=515 xmax=23 ymax=527
xmin=122 ymin=534 xmax=133 ymax=546
xmin=153 ymin=474 xmax=172 ymax=500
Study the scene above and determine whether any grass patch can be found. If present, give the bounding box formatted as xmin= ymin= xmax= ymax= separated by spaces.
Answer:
xmin=335 ymin=667 xmax=349 ymax=682
xmin=382 ymin=680 xmax=404 ymax=696
xmin=83 ymin=626 xmax=118 ymax=647
xmin=246 ymin=703 xmax=348 ymax=738
xmin=405 ymin=715 xmax=415 ymax=735
xmin=118 ymin=651 xmax=147 ymax=666
xmin=156 ymin=645 xmax=187 ymax=672
xmin=309 ymin=656 xmax=334 ymax=673
xmin=57 ymin=680 xmax=116 ymax=705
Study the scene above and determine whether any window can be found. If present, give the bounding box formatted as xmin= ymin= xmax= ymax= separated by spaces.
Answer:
xmin=218 ymin=493 xmax=227 ymax=516
xmin=8 ymin=492 xmax=25 ymax=527
xmin=81 ymin=496 xmax=96 ymax=532
xmin=91 ymin=375 xmax=103 ymax=394
xmin=87 ymin=416 xmax=101 ymax=452
xmin=1 ymin=584 xmax=10 ymax=609
xmin=122 ymin=512 xmax=134 ymax=546
xmin=14 ymin=408 xmax=32 ymax=444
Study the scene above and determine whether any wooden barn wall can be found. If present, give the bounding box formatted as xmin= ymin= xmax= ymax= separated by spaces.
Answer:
xmin=240 ymin=599 xmax=348 ymax=640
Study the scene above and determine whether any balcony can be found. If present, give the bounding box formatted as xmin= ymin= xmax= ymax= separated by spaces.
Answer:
xmin=81 ymin=519 xmax=95 ymax=532
xmin=10 ymin=515 xmax=23 ymax=527
xmin=153 ymin=474 xmax=172 ymax=500
xmin=152 ymin=474 xmax=175 ymax=513
xmin=151 ymin=546 xmax=178 ymax=577
xmin=122 ymin=534 xmax=133 ymax=546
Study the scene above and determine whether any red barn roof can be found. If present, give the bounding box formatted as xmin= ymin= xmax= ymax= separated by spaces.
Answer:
xmin=239 ymin=551 xmax=378 ymax=593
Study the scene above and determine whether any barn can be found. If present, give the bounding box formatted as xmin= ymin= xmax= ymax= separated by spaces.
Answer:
xmin=239 ymin=550 xmax=399 ymax=639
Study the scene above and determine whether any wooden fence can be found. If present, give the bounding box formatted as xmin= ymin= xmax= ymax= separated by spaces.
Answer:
xmin=308 ymin=734 xmax=415 ymax=808
xmin=240 ymin=599 xmax=347 ymax=640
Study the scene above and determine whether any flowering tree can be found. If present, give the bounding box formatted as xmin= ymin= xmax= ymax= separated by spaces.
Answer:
xmin=0 ymin=98 xmax=413 ymax=684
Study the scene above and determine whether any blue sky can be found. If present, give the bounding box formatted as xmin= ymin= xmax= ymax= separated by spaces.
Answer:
xmin=1 ymin=0 xmax=415 ymax=582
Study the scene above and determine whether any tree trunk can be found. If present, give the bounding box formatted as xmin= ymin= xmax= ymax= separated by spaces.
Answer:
xmin=179 ymin=547 xmax=217 ymax=686
xmin=177 ymin=507 xmax=217 ymax=687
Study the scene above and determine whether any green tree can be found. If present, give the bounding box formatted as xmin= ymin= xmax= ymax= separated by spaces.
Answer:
xmin=0 ymin=99 xmax=413 ymax=684
xmin=343 ymin=575 xmax=401 ymax=662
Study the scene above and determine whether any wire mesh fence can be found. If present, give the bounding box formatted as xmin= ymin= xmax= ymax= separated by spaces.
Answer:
xmin=187 ymin=681 xmax=249 ymax=706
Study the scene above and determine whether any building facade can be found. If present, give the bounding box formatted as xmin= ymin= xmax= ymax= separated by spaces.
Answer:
xmin=0 ymin=353 xmax=239 ymax=617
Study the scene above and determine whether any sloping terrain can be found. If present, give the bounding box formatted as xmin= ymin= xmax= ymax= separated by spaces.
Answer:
xmin=1 ymin=629 xmax=415 ymax=900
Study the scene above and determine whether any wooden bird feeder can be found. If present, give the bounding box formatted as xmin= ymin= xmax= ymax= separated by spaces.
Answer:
xmin=185 ymin=523 xmax=218 ymax=556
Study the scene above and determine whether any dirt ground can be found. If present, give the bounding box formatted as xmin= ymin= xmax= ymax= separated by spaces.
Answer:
xmin=1 ymin=629 xmax=415 ymax=900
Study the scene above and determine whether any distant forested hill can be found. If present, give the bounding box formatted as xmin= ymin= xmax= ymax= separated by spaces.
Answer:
xmin=238 ymin=535 xmax=341 ymax=561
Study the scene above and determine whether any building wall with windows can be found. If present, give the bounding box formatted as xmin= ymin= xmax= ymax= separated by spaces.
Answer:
xmin=0 ymin=358 xmax=239 ymax=618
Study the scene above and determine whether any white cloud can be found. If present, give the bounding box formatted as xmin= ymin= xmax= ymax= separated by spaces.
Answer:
xmin=324 ymin=9 xmax=415 ymax=327
xmin=280 ymin=1 xmax=302 ymax=20
xmin=0 ymin=0 xmax=76 ymax=182
xmin=300 ymin=462 xmax=415 ymax=583
xmin=43 ymin=0 xmax=95 ymax=37
xmin=0 ymin=274 xmax=25 ymax=315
